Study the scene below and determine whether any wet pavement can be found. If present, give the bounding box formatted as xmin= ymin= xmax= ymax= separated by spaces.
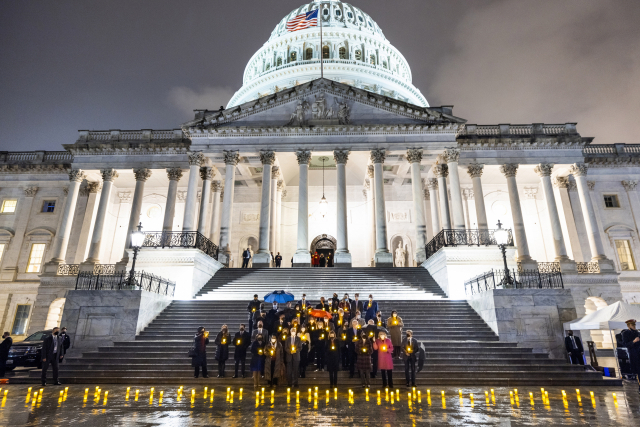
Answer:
xmin=0 ymin=382 xmax=638 ymax=426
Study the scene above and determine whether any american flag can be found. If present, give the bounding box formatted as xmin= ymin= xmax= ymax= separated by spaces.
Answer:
xmin=286 ymin=9 xmax=318 ymax=32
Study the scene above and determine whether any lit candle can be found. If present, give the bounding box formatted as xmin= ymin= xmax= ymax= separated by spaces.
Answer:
xmin=362 ymin=348 xmax=367 ymax=353
xmin=393 ymin=320 xmax=397 ymax=325
xmin=222 ymin=338 xmax=226 ymax=344
xmin=321 ymin=334 xmax=325 ymax=339
xmin=237 ymin=339 xmax=241 ymax=345
xmin=292 ymin=345 xmax=296 ymax=352
xmin=252 ymin=308 xmax=256 ymax=312
xmin=258 ymin=348 xmax=263 ymax=355
xmin=342 ymin=334 xmax=346 ymax=340
xmin=407 ymin=346 xmax=412 ymax=353
xmin=382 ymin=345 xmax=387 ymax=351
xmin=331 ymin=345 xmax=335 ymax=350
xmin=270 ymin=349 xmax=274 ymax=356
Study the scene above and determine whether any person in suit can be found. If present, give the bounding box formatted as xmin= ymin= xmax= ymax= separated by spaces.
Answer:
xmin=252 ymin=321 xmax=269 ymax=343
xmin=325 ymin=331 xmax=341 ymax=388
xmin=316 ymin=297 xmax=330 ymax=312
xmin=351 ymin=293 xmax=365 ymax=315
xmin=273 ymin=314 xmax=287 ymax=335
xmin=330 ymin=293 xmax=340 ymax=313
xmin=364 ymin=320 xmax=379 ymax=378
xmin=339 ymin=294 xmax=353 ymax=323
xmin=388 ymin=310 xmax=404 ymax=358
xmin=247 ymin=294 xmax=262 ymax=337
xmin=298 ymin=294 xmax=311 ymax=310
xmin=41 ymin=327 xmax=64 ymax=386
xmin=319 ymin=254 xmax=326 ymax=267
xmin=298 ymin=325 xmax=311 ymax=378
xmin=232 ymin=324 xmax=251 ymax=378
xmin=401 ymin=330 xmax=419 ymax=387
xmin=314 ymin=319 xmax=328 ymax=371
xmin=275 ymin=252 xmax=283 ymax=268
xmin=355 ymin=332 xmax=373 ymax=388
xmin=375 ymin=311 xmax=386 ymax=328
xmin=0 ymin=332 xmax=12 ymax=378
xmin=250 ymin=334 xmax=265 ymax=388
xmin=621 ymin=319 xmax=640 ymax=393
xmin=191 ymin=327 xmax=209 ymax=379
xmin=265 ymin=303 xmax=279 ymax=332
xmin=364 ymin=295 xmax=379 ymax=323
xmin=284 ymin=327 xmax=301 ymax=387
xmin=347 ymin=319 xmax=361 ymax=378
xmin=60 ymin=327 xmax=71 ymax=362
xmin=241 ymin=247 xmax=252 ymax=268
xmin=564 ymin=330 xmax=584 ymax=365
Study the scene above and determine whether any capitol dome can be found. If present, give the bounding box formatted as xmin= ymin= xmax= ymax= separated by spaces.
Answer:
xmin=227 ymin=0 xmax=429 ymax=108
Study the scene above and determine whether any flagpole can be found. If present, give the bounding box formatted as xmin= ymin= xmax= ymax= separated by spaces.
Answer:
xmin=319 ymin=7 xmax=323 ymax=79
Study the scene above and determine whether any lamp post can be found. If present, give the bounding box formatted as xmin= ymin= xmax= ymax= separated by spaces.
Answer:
xmin=128 ymin=222 xmax=145 ymax=287
xmin=494 ymin=220 xmax=514 ymax=287
xmin=318 ymin=156 xmax=329 ymax=218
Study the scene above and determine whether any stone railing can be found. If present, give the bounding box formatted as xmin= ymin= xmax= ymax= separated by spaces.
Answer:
xmin=576 ymin=262 xmax=600 ymax=274
xmin=0 ymin=151 xmax=73 ymax=164
xmin=517 ymin=261 xmax=600 ymax=274
xmin=425 ymin=228 xmax=514 ymax=260
xmin=56 ymin=264 xmax=121 ymax=276
xmin=459 ymin=123 xmax=578 ymax=137
xmin=77 ymin=129 xmax=185 ymax=143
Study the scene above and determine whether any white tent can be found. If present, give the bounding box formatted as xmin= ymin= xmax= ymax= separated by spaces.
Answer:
xmin=564 ymin=301 xmax=640 ymax=331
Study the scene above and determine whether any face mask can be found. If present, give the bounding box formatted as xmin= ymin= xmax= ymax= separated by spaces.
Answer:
xmin=271 ymin=338 xmax=276 ymax=343
xmin=240 ymin=328 xmax=245 ymax=331
xmin=53 ymin=332 xmax=59 ymax=336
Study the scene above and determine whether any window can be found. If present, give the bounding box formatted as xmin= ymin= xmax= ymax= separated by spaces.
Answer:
xmin=355 ymin=50 xmax=362 ymax=61
xmin=305 ymin=48 xmax=313 ymax=60
xmin=347 ymin=11 xmax=353 ymax=19
xmin=615 ymin=240 xmax=636 ymax=270
xmin=26 ymin=243 xmax=46 ymax=273
xmin=382 ymin=60 xmax=388 ymax=69
xmin=604 ymin=195 xmax=620 ymax=208
xmin=0 ymin=244 xmax=5 ymax=263
xmin=322 ymin=45 xmax=329 ymax=59
xmin=42 ymin=200 xmax=56 ymax=213
xmin=358 ymin=16 xmax=364 ymax=22
xmin=335 ymin=9 xmax=341 ymax=17
xmin=370 ymin=54 xmax=376 ymax=65
xmin=368 ymin=21 xmax=373 ymax=27
xmin=11 ymin=305 xmax=31 ymax=335
xmin=323 ymin=8 xmax=329 ymax=16
xmin=1 ymin=199 xmax=17 ymax=213
xmin=339 ymin=47 xmax=346 ymax=59
xmin=265 ymin=63 xmax=270 ymax=71
xmin=290 ymin=51 xmax=297 ymax=62
xmin=276 ymin=57 xmax=282 ymax=67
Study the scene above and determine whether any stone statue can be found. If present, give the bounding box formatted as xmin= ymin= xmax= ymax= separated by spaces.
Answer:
xmin=336 ymin=99 xmax=350 ymax=124
xmin=248 ymin=245 xmax=254 ymax=268
xmin=394 ymin=242 xmax=406 ymax=268
xmin=287 ymin=100 xmax=309 ymax=126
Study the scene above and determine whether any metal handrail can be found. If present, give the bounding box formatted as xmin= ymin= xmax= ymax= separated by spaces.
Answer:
xmin=75 ymin=270 xmax=175 ymax=297
xmin=464 ymin=268 xmax=564 ymax=295
xmin=425 ymin=228 xmax=514 ymax=260
xmin=140 ymin=231 xmax=219 ymax=260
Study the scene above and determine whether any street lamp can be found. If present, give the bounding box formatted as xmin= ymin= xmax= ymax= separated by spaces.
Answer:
xmin=128 ymin=222 xmax=145 ymax=287
xmin=318 ymin=156 xmax=329 ymax=218
xmin=494 ymin=220 xmax=515 ymax=287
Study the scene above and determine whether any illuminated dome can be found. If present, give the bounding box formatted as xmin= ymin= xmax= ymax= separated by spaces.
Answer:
xmin=228 ymin=0 xmax=428 ymax=108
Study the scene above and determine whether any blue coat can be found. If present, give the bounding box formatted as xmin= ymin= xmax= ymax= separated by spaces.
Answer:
xmin=250 ymin=340 xmax=265 ymax=372
xmin=364 ymin=301 xmax=378 ymax=322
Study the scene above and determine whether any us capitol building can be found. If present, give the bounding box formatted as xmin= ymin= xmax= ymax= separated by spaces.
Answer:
xmin=0 ymin=1 xmax=636 ymax=351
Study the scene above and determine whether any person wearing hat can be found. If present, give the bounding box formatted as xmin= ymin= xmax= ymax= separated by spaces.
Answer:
xmin=564 ymin=330 xmax=584 ymax=365
xmin=247 ymin=294 xmax=262 ymax=337
xmin=622 ymin=319 xmax=640 ymax=393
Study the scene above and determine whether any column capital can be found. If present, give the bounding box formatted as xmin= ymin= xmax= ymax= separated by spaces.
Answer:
xmin=260 ymin=150 xmax=276 ymax=166
xmin=281 ymin=189 xmax=287 ymax=199
xmin=534 ymin=163 xmax=554 ymax=177
xmin=86 ymin=181 xmax=102 ymax=193
xmin=333 ymin=149 xmax=350 ymax=164
xmin=271 ymin=166 xmax=280 ymax=179
xmin=552 ymin=176 xmax=569 ymax=188
xmin=426 ymin=178 xmax=438 ymax=190
xmin=63 ymin=187 xmax=69 ymax=196
xmin=406 ymin=148 xmax=423 ymax=164
xmin=68 ymin=169 xmax=86 ymax=183
xmin=442 ymin=148 xmax=460 ymax=163
xmin=277 ymin=179 xmax=284 ymax=191
xmin=423 ymin=188 xmax=430 ymax=200
xmin=188 ymin=152 xmax=206 ymax=166
xmin=100 ymin=168 xmax=119 ymax=182
xmin=133 ymin=167 xmax=152 ymax=182
xmin=24 ymin=187 xmax=38 ymax=197
xmin=367 ymin=165 xmax=374 ymax=178
xmin=199 ymin=166 xmax=214 ymax=181
xmin=467 ymin=163 xmax=484 ymax=178
xmin=166 ymin=167 xmax=184 ymax=182
xmin=295 ymin=150 xmax=312 ymax=165
xmin=370 ymin=149 xmax=386 ymax=164
xmin=432 ymin=163 xmax=448 ymax=178
xmin=621 ymin=180 xmax=639 ymax=191
xmin=223 ymin=150 xmax=240 ymax=166
xmin=499 ymin=164 xmax=519 ymax=178
xmin=587 ymin=180 xmax=596 ymax=191
xmin=211 ymin=180 xmax=223 ymax=192
xmin=569 ymin=162 xmax=588 ymax=177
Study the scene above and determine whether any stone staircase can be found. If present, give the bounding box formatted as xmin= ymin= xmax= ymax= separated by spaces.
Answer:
xmin=38 ymin=267 xmax=616 ymax=386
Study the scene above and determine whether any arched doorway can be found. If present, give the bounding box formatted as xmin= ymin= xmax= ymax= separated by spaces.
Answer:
xmin=45 ymin=298 xmax=66 ymax=330
xmin=238 ymin=235 xmax=259 ymax=268
xmin=310 ymin=234 xmax=337 ymax=267
xmin=390 ymin=234 xmax=412 ymax=267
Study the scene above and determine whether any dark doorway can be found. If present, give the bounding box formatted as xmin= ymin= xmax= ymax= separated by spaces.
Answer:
xmin=316 ymin=248 xmax=334 ymax=267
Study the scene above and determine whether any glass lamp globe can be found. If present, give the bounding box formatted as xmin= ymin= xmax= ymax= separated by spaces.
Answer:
xmin=494 ymin=221 xmax=509 ymax=246
xmin=131 ymin=224 xmax=145 ymax=248
xmin=319 ymin=196 xmax=329 ymax=218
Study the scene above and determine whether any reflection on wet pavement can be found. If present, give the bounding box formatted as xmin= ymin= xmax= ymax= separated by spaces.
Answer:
xmin=0 ymin=383 xmax=638 ymax=426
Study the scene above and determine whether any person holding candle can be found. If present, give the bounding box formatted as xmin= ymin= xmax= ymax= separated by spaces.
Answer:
xmin=373 ymin=331 xmax=394 ymax=389
xmin=285 ymin=328 xmax=301 ymax=387
xmin=252 ymin=320 xmax=269 ymax=343
xmin=387 ymin=311 xmax=404 ymax=359
xmin=401 ymin=330 xmax=419 ymax=387
xmin=350 ymin=293 xmax=364 ymax=315
xmin=214 ymin=325 xmax=230 ymax=378
xmin=232 ymin=324 xmax=251 ymax=378
xmin=330 ymin=293 xmax=340 ymax=313
xmin=375 ymin=311 xmax=386 ymax=329
xmin=273 ymin=313 xmax=287 ymax=336
xmin=347 ymin=318 xmax=361 ymax=378
xmin=340 ymin=293 xmax=353 ymax=323
xmin=297 ymin=293 xmax=311 ymax=311
xmin=364 ymin=295 xmax=379 ymax=322
xmin=265 ymin=335 xmax=285 ymax=387
xmin=316 ymin=296 xmax=330 ymax=312
xmin=298 ymin=325 xmax=311 ymax=378
xmin=335 ymin=308 xmax=349 ymax=369
xmin=247 ymin=294 xmax=262 ymax=337
xmin=250 ymin=334 xmax=265 ymax=388
xmin=314 ymin=319 xmax=327 ymax=371
xmin=364 ymin=320 xmax=380 ymax=379
xmin=325 ymin=331 xmax=341 ymax=388
xmin=355 ymin=332 xmax=372 ymax=388
xmin=192 ymin=326 xmax=209 ymax=379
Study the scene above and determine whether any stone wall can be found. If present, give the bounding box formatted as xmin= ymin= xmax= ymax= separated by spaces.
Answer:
xmin=60 ymin=289 xmax=172 ymax=354
xmin=27 ymin=275 xmax=76 ymax=335
xmin=467 ymin=288 xmax=577 ymax=359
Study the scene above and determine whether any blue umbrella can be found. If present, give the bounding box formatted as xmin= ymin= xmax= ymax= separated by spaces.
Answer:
xmin=263 ymin=290 xmax=295 ymax=304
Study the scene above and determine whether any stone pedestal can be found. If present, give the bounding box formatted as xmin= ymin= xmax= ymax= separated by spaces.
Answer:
xmin=374 ymin=252 xmax=393 ymax=267
xmin=334 ymin=252 xmax=352 ymax=268
xmin=252 ymin=252 xmax=272 ymax=268
xmin=293 ymin=253 xmax=311 ymax=267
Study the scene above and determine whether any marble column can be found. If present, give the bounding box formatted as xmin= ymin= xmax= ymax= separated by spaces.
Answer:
xmin=407 ymin=149 xmax=427 ymax=263
xmin=534 ymin=164 xmax=575 ymax=270
xmin=367 ymin=166 xmax=376 ymax=265
xmin=182 ymin=152 xmax=205 ymax=232
xmin=426 ymin=179 xmax=441 ymax=234
xmin=44 ymin=170 xmax=86 ymax=272
xmin=569 ymin=163 xmax=614 ymax=270
xmin=121 ymin=168 xmax=151 ymax=263
xmin=293 ymin=150 xmax=312 ymax=267
xmin=334 ymin=150 xmax=352 ymax=267
xmin=462 ymin=188 xmax=473 ymax=229
xmin=254 ymin=150 xmax=276 ymax=267
xmin=209 ymin=181 xmax=222 ymax=244
xmin=423 ymin=187 xmax=433 ymax=240
xmin=442 ymin=148 xmax=465 ymax=229
xmin=467 ymin=164 xmax=488 ymax=230
xmin=276 ymin=184 xmax=285 ymax=255
xmin=371 ymin=149 xmax=393 ymax=266
xmin=269 ymin=166 xmax=280 ymax=255
xmin=433 ymin=164 xmax=451 ymax=229
xmin=163 ymin=168 xmax=182 ymax=232
xmin=197 ymin=167 xmax=214 ymax=236
xmin=83 ymin=168 xmax=119 ymax=267
xmin=219 ymin=151 xmax=239 ymax=265
xmin=500 ymin=164 xmax=536 ymax=269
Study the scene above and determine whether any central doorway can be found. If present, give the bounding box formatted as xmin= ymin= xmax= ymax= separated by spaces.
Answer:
xmin=310 ymin=234 xmax=337 ymax=267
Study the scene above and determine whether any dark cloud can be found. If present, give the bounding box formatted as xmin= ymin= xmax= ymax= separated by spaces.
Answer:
xmin=0 ymin=0 xmax=637 ymax=151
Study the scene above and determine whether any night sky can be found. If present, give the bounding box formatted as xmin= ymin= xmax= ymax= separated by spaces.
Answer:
xmin=1 ymin=0 xmax=638 ymax=151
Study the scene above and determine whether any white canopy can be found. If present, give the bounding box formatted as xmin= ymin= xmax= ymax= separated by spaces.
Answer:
xmin=564 ymin=301 xmax=640 ymax=331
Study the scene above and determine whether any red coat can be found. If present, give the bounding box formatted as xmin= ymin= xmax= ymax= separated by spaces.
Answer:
xmin=373 ymin=338 xmax=394 ymax=370
xmin=312 ymin=254 xmax=320 ymax=266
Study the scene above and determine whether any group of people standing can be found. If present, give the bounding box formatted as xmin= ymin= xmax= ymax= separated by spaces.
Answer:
xmin=190 ymin=293 xmax=423 ymax=389
xmin=311 ymin=252 xmax=333 ymax=267
xmin=241 ymin=247 xmax=283 ymax=268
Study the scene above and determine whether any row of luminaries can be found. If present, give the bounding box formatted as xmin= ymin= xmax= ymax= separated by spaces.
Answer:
xmin=191 ymin=293 xmax=421 ymax=389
